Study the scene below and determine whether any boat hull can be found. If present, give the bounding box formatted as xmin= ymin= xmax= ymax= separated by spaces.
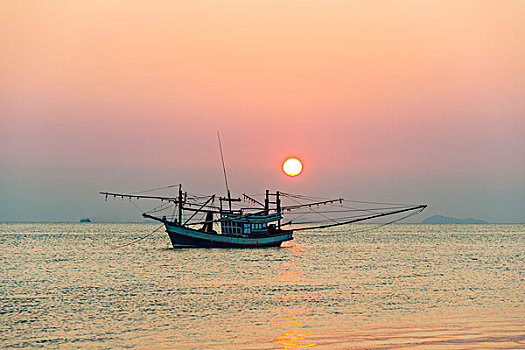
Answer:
xmin=165 ymin=223 xmax=293 ymax=248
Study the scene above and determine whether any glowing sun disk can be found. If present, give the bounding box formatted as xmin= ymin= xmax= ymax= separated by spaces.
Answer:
xmin=283 ymin=157 xmax=303 ymax=176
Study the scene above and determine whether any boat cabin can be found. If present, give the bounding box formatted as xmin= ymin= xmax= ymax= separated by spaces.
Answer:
xmin=220 ymin=212 xmax=282 ymax=236
xmin=218 ymin=190 xmax=283 ymax=236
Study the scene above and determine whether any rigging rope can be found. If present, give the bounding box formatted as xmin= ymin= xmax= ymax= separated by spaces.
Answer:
xmin=132 ymin=184 xmax=180 ymax=194
xmin=281 ymin=192 xmax=415 ymax=207
xmin=334 ymin=207 xmax=425 ymax=235
xmin=111 ymin=224 xmax=164 ymax=249
xmin=146 ymin=201 xmax=173 ymax=214
xmin=128 ymin=198 xmax=144 ymax=213
xmin=285 ymin=194 xmax=339 ymax=224
xmin=287 ymin=206 xmax=410 ymax=215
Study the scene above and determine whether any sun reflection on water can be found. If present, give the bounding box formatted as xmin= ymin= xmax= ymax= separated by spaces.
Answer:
xmin=271 ymin=308 xmax=318 ymax=349
xmin=270 ymin=244 xmax=318 ymax=349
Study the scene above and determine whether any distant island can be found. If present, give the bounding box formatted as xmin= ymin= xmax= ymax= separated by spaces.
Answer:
xmin=422 ymin=215 xmax=488 ymax=224
xmin=79 ymin=218 xmax=92 ymax=223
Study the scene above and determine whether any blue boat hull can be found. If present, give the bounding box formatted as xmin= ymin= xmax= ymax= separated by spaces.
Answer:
xmin=165 ymin=223 xmax=293 ymax=248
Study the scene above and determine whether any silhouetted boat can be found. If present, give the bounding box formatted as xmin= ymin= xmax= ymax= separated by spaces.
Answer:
xmin=79 ymin=218 xmax=91 ymax=223
xmin=100 ymin=185 xmax=426 ymax=248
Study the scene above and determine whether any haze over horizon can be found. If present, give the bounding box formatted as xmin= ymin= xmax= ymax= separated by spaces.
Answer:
xmin=1 ymin=1 xmax=524 ymax=223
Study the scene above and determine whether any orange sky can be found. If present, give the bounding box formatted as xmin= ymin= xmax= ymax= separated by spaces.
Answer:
xmin=1 ymin=1 xmax=524 ymax=221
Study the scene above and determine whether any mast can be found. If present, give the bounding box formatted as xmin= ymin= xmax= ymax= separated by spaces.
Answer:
xmin=264 ymin=190 xmax=269 ymax=214
xmin=263 ymin=190 xmax=281 ymax=228
xmin=276 ymin=191 xmax=281 ymax=229
xmin=217 ymin=131 xmax=232 ymax=210
xmin=178 ymin=184 xmax=183 ymax=224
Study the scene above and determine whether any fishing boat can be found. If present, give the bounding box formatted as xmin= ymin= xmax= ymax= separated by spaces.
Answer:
xmin=100 ymin=185 xmax=426 ymax=248
xmin=100 ymin=134 xmax=426 ymax=248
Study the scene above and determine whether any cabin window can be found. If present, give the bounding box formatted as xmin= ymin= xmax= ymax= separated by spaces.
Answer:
xmin=223 ymin=220 xmax=244 ymax=234
xmin=251 ymin=223 xmax=266 ymax=230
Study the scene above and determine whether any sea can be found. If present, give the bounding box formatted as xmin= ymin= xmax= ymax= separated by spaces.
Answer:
xmin=1 ymin=223 xmax=523 ymax=349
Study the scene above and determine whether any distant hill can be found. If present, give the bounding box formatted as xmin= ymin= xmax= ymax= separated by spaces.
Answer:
xmin=422 ymin=215 xmax=488 ymax=224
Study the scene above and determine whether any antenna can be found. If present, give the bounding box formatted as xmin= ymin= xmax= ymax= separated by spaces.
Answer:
xmin=217 ymin=131 xmax=230 ymax=198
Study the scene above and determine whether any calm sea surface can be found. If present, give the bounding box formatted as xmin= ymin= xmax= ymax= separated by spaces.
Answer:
xmin=1 ymin=223 xmax=523 ymax=349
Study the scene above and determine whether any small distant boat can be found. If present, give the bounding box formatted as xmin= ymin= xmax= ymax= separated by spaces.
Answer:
xmin=79 ymin=218 xmax=91 ymax=223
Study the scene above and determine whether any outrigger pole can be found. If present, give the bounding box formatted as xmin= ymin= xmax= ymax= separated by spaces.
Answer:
xmin=290 ymin=204 xmax=427 ymax=231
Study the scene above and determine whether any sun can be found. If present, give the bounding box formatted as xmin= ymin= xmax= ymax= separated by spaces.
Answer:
xmin=282 ymin=157 xmax=303 ymax=177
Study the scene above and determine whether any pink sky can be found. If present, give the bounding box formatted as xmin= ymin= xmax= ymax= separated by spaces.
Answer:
xmin=1 ymin=1 xmax=524 ymax=222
